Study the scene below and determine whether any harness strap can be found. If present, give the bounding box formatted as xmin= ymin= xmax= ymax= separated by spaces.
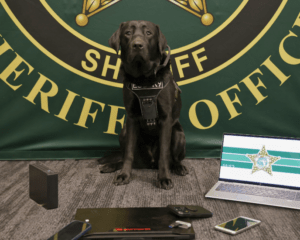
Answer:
xmin=154 ymin=45 xmax=171 ymax=75
xmin=154 ymin=45 xmax=182 ymax=98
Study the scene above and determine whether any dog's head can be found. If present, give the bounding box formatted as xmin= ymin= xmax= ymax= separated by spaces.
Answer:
xmin=109 ymin=20 xmax=168 ymax=79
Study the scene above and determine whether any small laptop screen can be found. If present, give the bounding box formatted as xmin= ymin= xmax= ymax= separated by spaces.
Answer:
xmin=220 ymin=134 xmax=300 ymax=188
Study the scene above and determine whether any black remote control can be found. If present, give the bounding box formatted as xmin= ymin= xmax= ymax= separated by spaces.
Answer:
xmin=167 ymin=205 xmax=213 ymax=218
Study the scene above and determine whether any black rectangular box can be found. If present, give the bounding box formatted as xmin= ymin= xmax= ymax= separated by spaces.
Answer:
xmin=75 ymin=208 xmax=195 ymax=239
xmin=29 ymin=163 xmax=58 ymax=209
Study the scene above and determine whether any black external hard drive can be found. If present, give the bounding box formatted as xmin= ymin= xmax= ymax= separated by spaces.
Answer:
xmin=29 ymin=163 xmax=58 ymax=209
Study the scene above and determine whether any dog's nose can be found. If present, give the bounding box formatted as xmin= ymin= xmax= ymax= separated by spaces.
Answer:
xmin=132 ymin=41 xmax=144 ymax=50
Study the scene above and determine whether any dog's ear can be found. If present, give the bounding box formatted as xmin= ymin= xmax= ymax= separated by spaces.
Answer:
xmin=156 ymin=25 xmax=167 ymax=56
xmin=109 ymin=23 xmax=124 ymax=54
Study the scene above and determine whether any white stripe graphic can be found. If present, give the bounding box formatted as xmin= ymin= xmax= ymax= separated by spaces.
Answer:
xmin=222 ymin=159 xmax=300 ymax=169
xmin=220 ymin=167 xmax=300 ymax=188
xmin=223 ymin=152 xmax=300 ymax=161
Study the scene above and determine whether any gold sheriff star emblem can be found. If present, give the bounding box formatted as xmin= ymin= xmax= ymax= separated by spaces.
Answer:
xmin=76 ymin=0 xmax=122 ymax=27
xmin=76 ymin=0 xmax=214 ymax=27
xmin=168 ymin=0 xmax=214 ymax=26
xmin=246 ymin=145 xmax=281 ymax=176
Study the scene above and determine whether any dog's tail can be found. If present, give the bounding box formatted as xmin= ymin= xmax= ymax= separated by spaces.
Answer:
xmin=98 ymin=151 xmax=123 ymax=173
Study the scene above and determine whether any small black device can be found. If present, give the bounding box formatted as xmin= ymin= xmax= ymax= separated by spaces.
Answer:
xmin=47 ymin=220 xmax=92 ymax=240
xmin=29 ymin=163 xmax=58 ymax=209
xmin=167 ymin=205 xmax=213 ymax=218
xmin=214 ymin=216 xmax=261 ymax=235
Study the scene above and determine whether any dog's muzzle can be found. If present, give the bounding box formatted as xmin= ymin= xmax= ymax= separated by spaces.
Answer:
xmin=132 ymin=39 xmax=144 ymax=50
xmin=128 ymin=38 xmax=148 ymax=61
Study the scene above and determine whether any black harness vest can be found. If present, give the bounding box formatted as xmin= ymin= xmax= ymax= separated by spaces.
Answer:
xmin=125 ymin=45 xmax=181 ymax=128
xmin=127 ymin=80 xmax=169 ymax=127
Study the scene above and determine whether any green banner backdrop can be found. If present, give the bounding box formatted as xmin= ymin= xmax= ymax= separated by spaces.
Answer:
xmin=0 ymin=0 xmax=299 ymax=160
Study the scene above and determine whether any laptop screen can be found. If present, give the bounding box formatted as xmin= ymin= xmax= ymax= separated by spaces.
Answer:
xmin=219 ymin=133 xmax=300 ymax=189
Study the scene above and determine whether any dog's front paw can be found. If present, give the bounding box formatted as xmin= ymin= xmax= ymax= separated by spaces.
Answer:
xmin=157 ymin=178 xmax=173 ymax=190
xmin=113 ymin=172 xmax=131 ymax=185
xmin=171 ymin=163 xmax=189 ymax=176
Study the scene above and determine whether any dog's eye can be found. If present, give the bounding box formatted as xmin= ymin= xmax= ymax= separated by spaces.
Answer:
xmin=146 ymin=31 xmax=152 ymax=35
xmin=125 ymin=31 xmax=131 ymax=36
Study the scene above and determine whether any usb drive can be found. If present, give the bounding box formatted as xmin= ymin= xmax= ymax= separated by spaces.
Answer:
xmin=169 ymin=222 xmax=181 ymax=228
xmin=175 ymin=221 xmax=191 ymax=229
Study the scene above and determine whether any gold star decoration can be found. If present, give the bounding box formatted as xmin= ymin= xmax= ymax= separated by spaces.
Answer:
xmin=76 ymin=0 xmax=122 ymax=27
xmin=76 ymin=0 xmax=214 ymax=27
xmin=246 ymin=145 xmax=281 ymax=176
xmin=168 ymin=0 xmax=214 ymax=26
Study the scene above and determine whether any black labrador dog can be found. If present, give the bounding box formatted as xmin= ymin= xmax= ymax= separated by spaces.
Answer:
xmin=100 ymin=20 xmax=188 ymax=190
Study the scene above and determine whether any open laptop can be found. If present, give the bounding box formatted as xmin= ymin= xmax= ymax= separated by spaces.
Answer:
xmin=205 ymin=133 xmax=300 ymax=210
xmin=74 ymin=208 xmax=195 ymax=239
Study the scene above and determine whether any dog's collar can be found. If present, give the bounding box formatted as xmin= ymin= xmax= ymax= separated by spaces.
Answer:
xmin=154 ymin=45 xmax=171 ymax=75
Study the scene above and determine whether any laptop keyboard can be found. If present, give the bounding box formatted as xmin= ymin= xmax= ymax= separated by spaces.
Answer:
xmin=215 ymin=183 xmax=300 ymax=201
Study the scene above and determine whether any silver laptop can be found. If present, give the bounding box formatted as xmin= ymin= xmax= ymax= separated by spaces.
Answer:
xmin=205 ymin=133 xmax=300 ymax=210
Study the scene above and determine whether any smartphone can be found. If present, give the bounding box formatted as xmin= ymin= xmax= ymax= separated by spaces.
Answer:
xmin=47 ymin=220 xmax=92 ymax=240
xmin=215 ymin=216 xmax=260 ymax=235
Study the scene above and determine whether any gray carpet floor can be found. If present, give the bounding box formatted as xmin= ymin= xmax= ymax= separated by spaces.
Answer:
xmin=1 ymin=159 xmax=300 ymax=240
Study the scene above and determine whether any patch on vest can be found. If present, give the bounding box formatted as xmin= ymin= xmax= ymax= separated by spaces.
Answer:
xmin=131 ymin=82 xmax=164 ymax=90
